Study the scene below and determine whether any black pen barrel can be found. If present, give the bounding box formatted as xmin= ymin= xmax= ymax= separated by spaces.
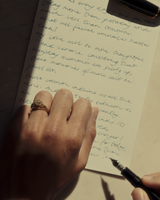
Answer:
xmin=119 ymin=0 xmax=160 ymax=18
xmin=122 ymin=168 xmax=160 ymax=200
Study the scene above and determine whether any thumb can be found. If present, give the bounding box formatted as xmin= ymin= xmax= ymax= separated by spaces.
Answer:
xmin=132 ymin=188 xmax=150 ymax=200
xmin=142 ymin=173 xmax=160 ymax=191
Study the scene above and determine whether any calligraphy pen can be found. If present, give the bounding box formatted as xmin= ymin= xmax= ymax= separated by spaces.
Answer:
xmin=110 ymin=158 xmax=160 ymax=200
xmin=118 ymin=0 xmax=160 ymax=18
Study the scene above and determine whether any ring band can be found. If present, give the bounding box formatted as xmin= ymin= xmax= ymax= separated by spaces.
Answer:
xmin=31 ymin=99 xmax=49 ymax=114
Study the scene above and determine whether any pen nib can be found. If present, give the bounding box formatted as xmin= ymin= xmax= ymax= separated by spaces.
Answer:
xmin=110 ymin=158 xmax=119 ymax=167
xmin=110 ymin=158 xmax=124 ymax=171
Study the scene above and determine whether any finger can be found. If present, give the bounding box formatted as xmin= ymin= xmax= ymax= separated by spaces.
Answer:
xmin=142 ymin=173 xmax=160 ymax=191
xmin=68 ymin=98 xmax=92 ymax=137
xmin=23 ymin=91 xmax=52 ymax=142
xmin=63 ymin=98 xmax=92 ymax=158
xmin=49 ymin=89 xmax=73 ymax=121
xmin=131 ymin=188 xmax=149 ymax=200
xmin=29 ymin=91 xmax=52 ymax=119
xmin=77 ymin=107 xmax=99 ymax=168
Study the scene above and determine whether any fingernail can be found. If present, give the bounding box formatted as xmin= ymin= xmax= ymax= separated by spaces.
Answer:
xmin=143 ymin=174 xmax=153 ymax=181
xmin=142 ymin=174 xmax=157 ymax=185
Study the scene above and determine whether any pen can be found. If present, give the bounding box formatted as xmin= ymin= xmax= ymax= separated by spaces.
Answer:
xmin=110 ymin=158 xmax=160 ymax=200
xmin=119 ymin=0 xmax=160 ymax=18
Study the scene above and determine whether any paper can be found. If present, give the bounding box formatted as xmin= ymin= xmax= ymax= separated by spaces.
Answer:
xmin=14 ymin=0 xmax=160 ymax=175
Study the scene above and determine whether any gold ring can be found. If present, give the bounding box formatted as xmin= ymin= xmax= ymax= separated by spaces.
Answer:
xmin=31 ymin=99 xmax=49 ymax=114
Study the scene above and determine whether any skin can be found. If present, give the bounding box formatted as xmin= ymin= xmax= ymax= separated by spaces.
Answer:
xmin=0 ymin=88 xmax=159 ymax=200
xmin=0 ymin=89 xmax=99 ymax=200
xmin=132 ymin=173 xmax=160 ymax=200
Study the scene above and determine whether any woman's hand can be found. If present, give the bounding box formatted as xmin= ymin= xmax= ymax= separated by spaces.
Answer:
xmin=132 ymin=173 xmax=160 ymax=200
xmin=0 ymin=89 xmax=99 ymax=200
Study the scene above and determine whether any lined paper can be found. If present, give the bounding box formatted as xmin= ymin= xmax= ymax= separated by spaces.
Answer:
xmin=14 ymin=0 xmax=160 ymax=175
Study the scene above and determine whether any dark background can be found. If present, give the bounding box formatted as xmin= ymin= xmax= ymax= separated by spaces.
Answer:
xmin=0 ymin=0 xmax=39 ymax=142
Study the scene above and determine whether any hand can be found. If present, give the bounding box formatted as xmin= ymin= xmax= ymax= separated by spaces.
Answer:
xmin=0 ymin=89 xmax=99 ymax=200
xmin=132 ymin=173 xmax=160 ymax=200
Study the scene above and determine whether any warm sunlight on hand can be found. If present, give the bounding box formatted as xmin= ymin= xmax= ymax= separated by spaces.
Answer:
xmin=0 ymin=89 xmax=99 ymax=200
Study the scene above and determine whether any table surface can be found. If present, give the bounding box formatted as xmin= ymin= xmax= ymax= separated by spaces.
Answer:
xmin=1 ymin=1 xmax=160 ymax=200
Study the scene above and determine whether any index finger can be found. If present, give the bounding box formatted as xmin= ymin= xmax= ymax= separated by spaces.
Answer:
xmin=68 ymin=98 xmax=92 ymax=134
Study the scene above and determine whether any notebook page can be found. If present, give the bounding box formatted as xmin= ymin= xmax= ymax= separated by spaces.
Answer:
xmin=14 ymin=0 xmax=160 ymax=175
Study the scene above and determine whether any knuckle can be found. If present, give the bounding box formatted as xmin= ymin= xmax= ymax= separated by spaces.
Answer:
xmin=58 ymin=88 xmax=73 ymax=99
xmin=36 ymin=90 xmax=52 ymax=98
xmin=42 ymin=121 xmax=60 ymax=145
xmin=80 ymin=98 xmax=91 ymax=107
xmin=66 ymin=134 xmax=82 ymax=153
xmin=22 ymin=125 xmax=38 ymax=142
xmin=78 ymin=98 xmax=92 ymax=112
